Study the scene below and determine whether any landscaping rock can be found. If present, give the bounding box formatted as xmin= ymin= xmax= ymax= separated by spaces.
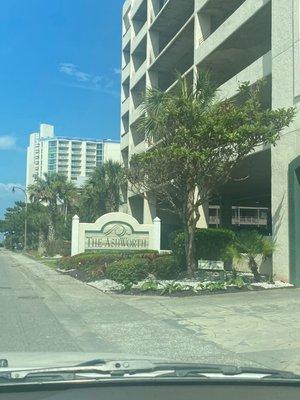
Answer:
xmin=251 ymin=281 xmax=294 ymax=289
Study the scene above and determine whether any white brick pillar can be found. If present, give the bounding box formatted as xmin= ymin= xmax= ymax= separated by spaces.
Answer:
xmin=71 ymin=215 xmax=80 ymax=256
xmin=153 ymin=217 xmax=161 ymax=251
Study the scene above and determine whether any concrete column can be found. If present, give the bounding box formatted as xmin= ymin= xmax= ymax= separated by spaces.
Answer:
xmin=271 ymin=0 xmax=300 ymax=282
xmin=143 ymin=195 xmax=156 ymax=224
xmin=149 ymin=30 xmax=159 ymax=62
xmin=220 ymin=198 xmax=232 ymax=229
xmin=195 ymin=11 xmax=211 ymax=47
xmin=196 ymin=203 xmax=209 ymax=229
xmin=71 ymin=215 xmax=80 ymax=256
xmin=153 ymin=217 xmax=161 ymax=251
xmin=150 ymin=0 xmax=160 ymax=18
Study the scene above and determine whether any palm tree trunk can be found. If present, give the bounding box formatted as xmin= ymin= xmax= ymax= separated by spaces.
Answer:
xmin=48 ymin=202 xmax=57 ymax=241
xmin=185 ymin=185 xmax=198 ymax=276
xmin=38 ymin=230 xmax=46 ymax=256
xmin=249 ymin=256 xmax=260 ymax=282
xmin=48 ymin=222 xmax=55 ymax=242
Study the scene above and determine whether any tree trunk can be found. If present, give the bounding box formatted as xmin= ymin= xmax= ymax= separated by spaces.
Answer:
xmin=184 ymin=185 xmax=198 ymax=277
xmin=249 ymin=256 xmax=260 ymax=282
xmin=38 ymin=230 xmax=46 ymax=256
xmin=48 ymin=202 xmax=57 ymax=241
xmin=48 ymin=220 xmax=56 ymax=242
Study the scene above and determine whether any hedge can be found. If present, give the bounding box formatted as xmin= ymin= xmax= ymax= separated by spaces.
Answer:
xmin=150 ymin=255 xmax=184 ymax=279
xmin=169 ymin=228 xmax=235 ymax=267
xmin=58 ymin=250 xmax=158 ymax=272
xmin=106 ymin=257 xmax=151 ymax=284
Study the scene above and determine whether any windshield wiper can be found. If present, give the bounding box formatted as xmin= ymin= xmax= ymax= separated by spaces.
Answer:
xmin=76 ymin=359 xmax=300 ymax=379
xmin=0 ymin=361 xmax=299 ymax=383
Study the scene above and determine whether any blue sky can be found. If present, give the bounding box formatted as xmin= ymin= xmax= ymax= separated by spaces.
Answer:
xmin=0 ymin=0 xmax=124 ymax=217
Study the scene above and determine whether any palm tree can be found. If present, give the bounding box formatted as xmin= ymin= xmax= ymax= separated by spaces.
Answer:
xmin=28 ymin=172 xmax=77 ymax=240
xmin=228 ymin=230 xmax=275 ymax=282
xmin=80 ymin=161 xmax=125 ymax=222
xmin=127 ymin=72 xmax=294 ymax=276
xmin=103 ymin=160 xmax=125 ymax=212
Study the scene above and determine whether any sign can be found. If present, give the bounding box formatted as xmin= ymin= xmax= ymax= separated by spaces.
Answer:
xmin=198 ymin=260 xmax=224 ymax=271
xmin=71 ymin=212 xmax=161 ymax=256
xmin=85 ymin=223 xmax=150 ymax=250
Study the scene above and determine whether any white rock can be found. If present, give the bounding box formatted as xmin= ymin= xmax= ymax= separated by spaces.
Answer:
xmin=251 ymin=281 xmax=294 ymax=289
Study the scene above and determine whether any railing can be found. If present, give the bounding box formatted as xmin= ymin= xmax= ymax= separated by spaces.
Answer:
xmin=232 ymin=217 xmax=268 ymax=226
xmin=209 ymin=216 xmax=268 ymax=226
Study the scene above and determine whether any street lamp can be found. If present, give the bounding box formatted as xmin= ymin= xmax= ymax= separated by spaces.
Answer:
xmin=12 ymin=186 xmax=28 ymax=251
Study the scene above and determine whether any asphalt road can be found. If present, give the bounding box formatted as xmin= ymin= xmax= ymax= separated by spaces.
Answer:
xmin=0 ymin=249 xmax=299 ymax=373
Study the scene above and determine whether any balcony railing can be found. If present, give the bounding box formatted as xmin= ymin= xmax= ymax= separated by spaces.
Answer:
xmin=209 ymin=216 xmax=268 ymax=227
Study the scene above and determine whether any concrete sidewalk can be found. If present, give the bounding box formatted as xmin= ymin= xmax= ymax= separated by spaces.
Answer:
xmin=2 ymin=249 xmax=300 ymax=373
xmin=113 ymin=286 xmax=300 ymax=372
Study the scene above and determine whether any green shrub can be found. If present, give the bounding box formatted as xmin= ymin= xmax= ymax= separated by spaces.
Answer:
xmin=161 ymin=282 xmax=184 ymax=295
xmin=170 ymin=228 xmax=235 ymax=267
xmin=150 ymin=255 xmax=184 ymax=279
xmin=106 ymin=257 xmax=151 ymax=284
xmin=140 ymin=279 xmax=159 ymax=292
xmin=58 ymin=250 xmax=157 ymax=271
xmin=228 ymin=276 xmax=246 ymax=289
xmin=46 ymin=240 xmax=71 ymax=257
xmin=205 ymin=281 xmax=227 ymax=292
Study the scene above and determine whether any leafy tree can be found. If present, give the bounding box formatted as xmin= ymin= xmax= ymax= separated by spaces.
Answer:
xmin=28 ymin=172 xmax=77 ymax=240
xmin=228 ymin=231 xmax=274 ymax=281
xmin=127 ymin=73 xmax=295 ymax=276
xmin=0 ymin=201 xmax=49 ymax=250
xmin=79 ymin=161 xmax=125 ymax=222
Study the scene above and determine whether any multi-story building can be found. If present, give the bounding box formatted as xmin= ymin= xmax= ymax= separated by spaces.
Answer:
xmin=120 ymin=0 xmax=300 ymax=284
xmin=26 ymin=124 xmax=120 ymax=187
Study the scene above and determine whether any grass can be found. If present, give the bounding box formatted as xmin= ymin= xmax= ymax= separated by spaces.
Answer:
xmin=41 ymin=259 xmax=59 ymax=269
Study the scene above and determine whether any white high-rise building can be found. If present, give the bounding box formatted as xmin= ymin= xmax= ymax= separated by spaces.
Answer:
xmin=26 ymin=124 xmax=120 ymax=187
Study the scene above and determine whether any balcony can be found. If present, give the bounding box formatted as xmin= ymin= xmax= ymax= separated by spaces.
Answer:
xmin=218 ymin=51 xmax=271 ymax=100
xmin=149 ymin=16 xmax=194 ymax=74
xmin=121 ymin=132 xmax=129 ymax=151
xmin=123 ymin=0 xmax=131 ymax=15
xmin=132 ymin=139 xmax=147 ymax=155
xmin=131 ymin=60 xmax=147 ymax=88
xmin=121 ymin=96 xmax=130 ymax=116
xmin=132 ymin=36 xmax=147 ymax=72
xmin=196 ymin=0 xmax=246 ymax=27
xmin=132 ymin=21 xmax=147 ymax=53
xmin=165 ymin=65 xmax=194 ymax=93
xmin=130 ymin=104 xmax=144 ymax=125
xmin=122 ymin=26 xmax=131 ymax=49
xmin=122 ymin=62 xmax=131 ymax=81
xmin=195 ymin=0 xmax=271 ymax=68
xmin=209 ymin=206 xmax=269 ymax=227
xmin=150 ymin=0 xmax=169 ymax=23
xmin=150 ymin=0 xmax=194 ymax=55
xmin=131 ymin=0 xmax=145 ymax=18
xmin=132 ymin=0 xmax=147 ymax=35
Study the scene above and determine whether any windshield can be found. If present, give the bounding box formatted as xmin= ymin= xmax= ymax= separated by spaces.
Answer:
xmin=0 ymin=0 xmax=299 ymax=380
